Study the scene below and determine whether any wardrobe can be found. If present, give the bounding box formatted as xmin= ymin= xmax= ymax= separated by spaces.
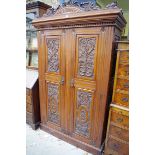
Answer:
xmin=32 ymin=3 xmax=126 ymax=155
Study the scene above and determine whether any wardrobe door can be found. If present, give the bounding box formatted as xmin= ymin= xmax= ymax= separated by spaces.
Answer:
xmin=43 ymin=30 xmax=66 ymax=131
xmin=69 ymin=28 xmax=101 ymax=146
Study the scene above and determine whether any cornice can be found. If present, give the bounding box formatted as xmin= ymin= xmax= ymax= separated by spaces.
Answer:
xmin=32 ymin=2 xmax=126 ymax=31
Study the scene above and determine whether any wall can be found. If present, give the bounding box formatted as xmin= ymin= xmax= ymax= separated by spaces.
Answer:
xmin=97 ymin=0 xmax=129 ymax=37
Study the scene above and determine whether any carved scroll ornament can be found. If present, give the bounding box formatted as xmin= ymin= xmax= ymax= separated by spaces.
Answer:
xmin=48 ymin=83 xmax=60 ymax=125
xmin=46 ymin=38 xmax=60 ymax=73
xmin=43 ymin=1 xmax=100 ymax=17
xmin=75 ymin=90 xmax=92 ymax=137
xmin=78 ymin=37 xmax=96 ymax=78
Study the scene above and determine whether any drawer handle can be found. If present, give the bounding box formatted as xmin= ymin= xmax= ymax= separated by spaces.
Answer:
xmin=117 ymin=117 xmax=123 ymax=123
xmin=122 ymin=97 xmax=128 ymax=102
xmin=123 ymin=83 xmax=129 ymax=88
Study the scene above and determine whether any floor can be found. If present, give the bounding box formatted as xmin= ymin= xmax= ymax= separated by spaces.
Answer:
xmin=26 ymin=124 xmax=92 ymax=155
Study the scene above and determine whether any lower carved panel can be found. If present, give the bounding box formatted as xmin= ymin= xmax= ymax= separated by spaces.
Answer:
xmin=75 ymin=89 xmax=93 ymax=137
xmin=47 ymin=83 xmax=60 ymax=125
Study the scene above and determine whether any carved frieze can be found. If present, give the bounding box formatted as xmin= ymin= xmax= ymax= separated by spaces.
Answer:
xmin=105 ymin=1 xmax=119 ymax=9
xmin=48 ymin=83 xmax=60 ymax=125
xmin=78 ymin=37 xmax=96 ymax=78
xmin=43 ymin=1 xmax=100 ymax=17
xmin=46 ymin=38 xmax=60 ymax=73
xmin=75 ymin=90 xmax=92 ymax=137
xmin=53 ymin=4 xmax=82 ymax=15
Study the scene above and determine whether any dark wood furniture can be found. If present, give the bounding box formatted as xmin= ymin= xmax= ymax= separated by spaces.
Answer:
xmin=32 ymin=3 xmax=126 ymax=155
xmin=104 ymin=41 xmax=129 ymax=155
xmin=26 ymin=69 xmax=40 ymax=129
xmin=26 ymin=1 xmax=51 ymax=17
xmin=26 ymin=1 xmax=50 ymax=70
xmin=26 ymin=1 xmax=50 ymax=129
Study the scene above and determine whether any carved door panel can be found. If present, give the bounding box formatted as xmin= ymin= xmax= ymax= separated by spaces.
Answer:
xmin=44 ymin=30 xmax=65 ymax=131
xmin=70 ymin=28 xmax=101 ymax=145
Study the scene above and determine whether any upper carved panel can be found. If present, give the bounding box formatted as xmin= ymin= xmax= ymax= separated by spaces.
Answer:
xmin=46 ymin=38 xmax=60 ymax=73
xmin=78 ymin=37 xmax=96 ymax=78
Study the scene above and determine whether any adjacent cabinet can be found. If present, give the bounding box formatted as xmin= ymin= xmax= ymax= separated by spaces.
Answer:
xmin=104 ymin=41 xmax=129 ymax=155
xmin=26 ymin=1 xmax=50 ymax=69
xmin=32 ymin=5 xmax=126 ymax=155
xmin=26 ymin=69 xmax=40 ymax=129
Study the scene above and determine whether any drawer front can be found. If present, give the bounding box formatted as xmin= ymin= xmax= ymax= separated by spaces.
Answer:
xmin=26 ymin=88 xmax=31 ymax=96
xmin=115 ymin=78 xmax=129 ymax=91
xmin=26 ymin=95 xmax=32 ymax=104
xmin=26 ymin=102 xmax=32 ymax=113
xmin=119 ymin=51 xmax=129 ymax=65
xmin=106 ymin=137 xmax=129 ymax=155
xmin=111 ymin=110 xmax=129 ymax=129
xmin=113 ymin=93 xmax=129 ymax=107
xmin=109 ymin=125 xmax=129 ymax=142
xmin=26 ymin=111 xmax=33 ymax=123
xmin=104 ymin=147 xmax=119 ymax=155
xmin=117 ymin=64 xmax=129 ymax=78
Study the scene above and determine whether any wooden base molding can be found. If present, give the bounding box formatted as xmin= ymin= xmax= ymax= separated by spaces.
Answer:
xmin=40 ymin=123 xmax=103 ymax=155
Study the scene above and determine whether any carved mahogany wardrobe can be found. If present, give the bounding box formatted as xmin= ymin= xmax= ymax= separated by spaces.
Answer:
xmin=32 ymin=4 xmax=126 ymax=155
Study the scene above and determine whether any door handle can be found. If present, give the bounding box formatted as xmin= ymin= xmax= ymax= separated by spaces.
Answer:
xmin=70 ymin=78 xmax=74 ymax=87
xmin=60 ymin=76 xmax=65 ymax=85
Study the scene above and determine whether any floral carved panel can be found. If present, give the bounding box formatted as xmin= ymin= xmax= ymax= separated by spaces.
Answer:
xmin=78 ymin=37 xmax=96 ymax=78
xmin=75 ymin=89 xmax=93 ymax=137
xmin=46 ymin=38 xmax=60 ymax=73
xmin=47 ymin=83 xmax=60 ymax=125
